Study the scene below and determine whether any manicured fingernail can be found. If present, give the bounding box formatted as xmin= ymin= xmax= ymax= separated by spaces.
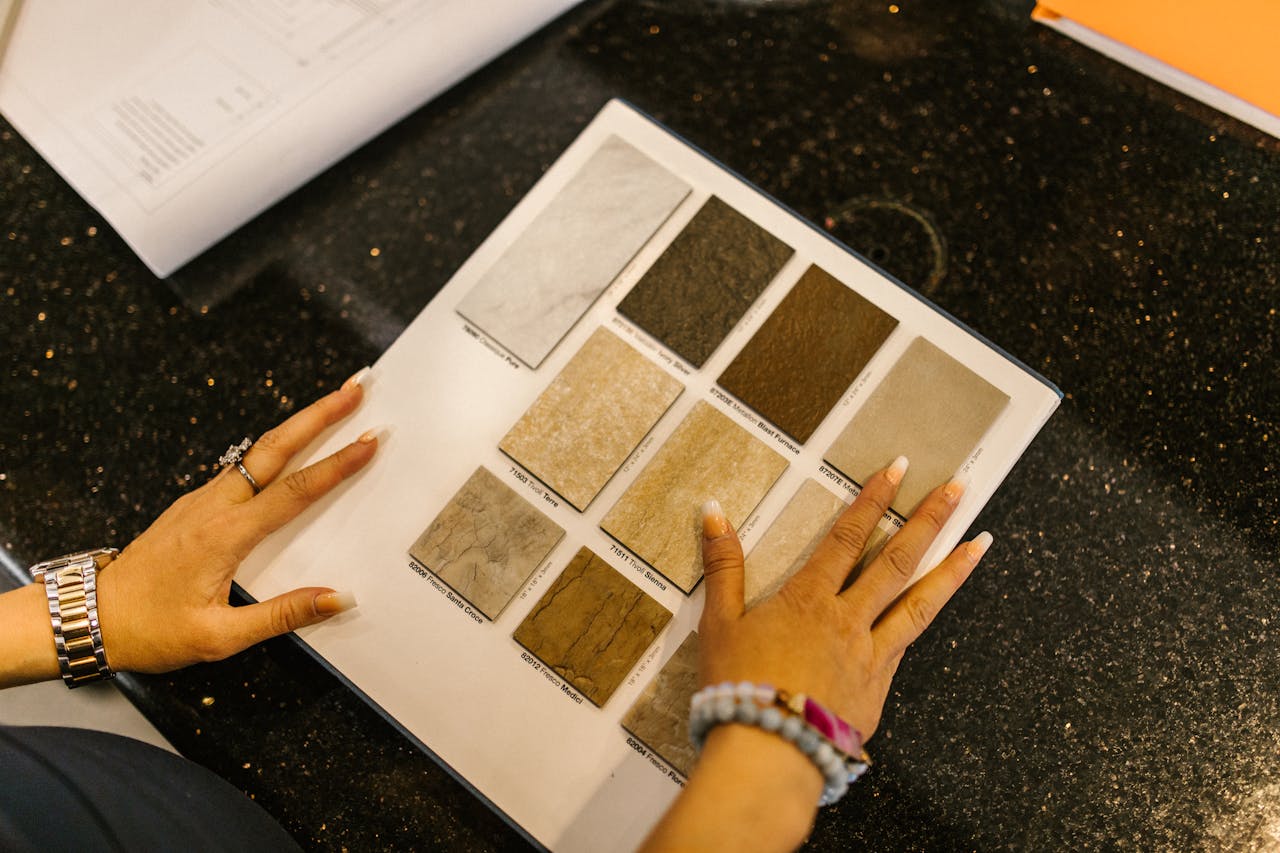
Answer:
xmin=943 ymin=475 xmax=969 ymax=503
xmin=343 ymin=367 xmax=372 ymax=391
xmin=358 ymin=425 xmax=390 ymax=445
xmin=885 ymin=455 xmax=909 ymax=486
xmin=315 ymin=590 xmax=358 ymax=615
xmin=701 ymin=500 xmax=730 ymax=539
xmin=967 ymin=531 xmax=994 ymax=560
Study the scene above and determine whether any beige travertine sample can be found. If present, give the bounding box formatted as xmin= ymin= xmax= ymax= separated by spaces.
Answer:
xmin=744 ymin=480 xmax=847 ymax=606
xmin=500 ymin=327 xmax=683 ymax=511
xmin=409 ymin=467 xmax=564 ymax=619
xmin=621 ymin=632 xmax=700 ymax=777
xmin=825 ymin=337 xmax=1010 ymax=514
xmin=513 ymin=547 xmax=671 ymax=707
xmin=601 ymin=401 xmax=788 ymax=592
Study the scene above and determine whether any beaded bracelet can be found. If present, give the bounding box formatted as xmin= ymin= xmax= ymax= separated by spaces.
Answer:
xmin=689 ymin=682 xmax=871 ymax=805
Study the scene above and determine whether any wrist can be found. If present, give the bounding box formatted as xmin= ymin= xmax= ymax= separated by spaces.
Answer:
xmin=0 ymin=583 xmax=62 ymax=687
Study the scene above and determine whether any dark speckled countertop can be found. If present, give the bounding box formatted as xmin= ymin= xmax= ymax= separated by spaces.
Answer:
xmin=2 ymin=1 xmax=1277 ymax=849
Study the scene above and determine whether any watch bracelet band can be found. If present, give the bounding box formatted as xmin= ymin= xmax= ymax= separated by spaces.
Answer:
xmin=31 ymin=549 xmax=118 ymax=688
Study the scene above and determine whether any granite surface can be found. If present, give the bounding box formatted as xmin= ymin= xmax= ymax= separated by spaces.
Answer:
xmin=1 ymin=0 xmax=1277 ymax=849
xmin=617 ymin=195 xmax=793 ymax=367
xmin=601 ymin=400 xmax=789 ymax=592
xmin=500 ymin=326 xmax=683 ymax=510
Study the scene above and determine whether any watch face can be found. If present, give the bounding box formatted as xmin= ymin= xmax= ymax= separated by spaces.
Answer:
xmin=29 ymin=548 xmax=118 ymax=579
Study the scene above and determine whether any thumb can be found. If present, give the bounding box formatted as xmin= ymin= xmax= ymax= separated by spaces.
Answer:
xmin=699 ymin=499 xmax=744 ymax=630
xmin=228 ymin=587 xmax=357 ymax=650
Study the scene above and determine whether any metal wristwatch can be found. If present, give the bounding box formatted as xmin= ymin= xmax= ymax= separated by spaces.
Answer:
xmin=29 ymin=548 xmax=118 ymax=688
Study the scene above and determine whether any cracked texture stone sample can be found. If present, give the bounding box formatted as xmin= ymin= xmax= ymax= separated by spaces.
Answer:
xmin=617 ymin=196 xmax=794 ymax=367
xmin=718 ymin=265 xmax=898 ymax=443
xmin=512 ymin=547 xmax=671 ymax=707
xmin=500 ymin=326 xmax=683 ymax=510
xmin=601 ymin=400 xmax=789 ymax=593
xmin=825 ymin=337 xmax=1010 ymax=514
xmin=744 ymin=479 xmax=847 ymax=607
xmin=457 ymin=135 xmax=690 ymax=367
xmin=621 ymin=632 xmax=700 ymax=777
xmin=408 ymin=467 xmax=564 ymax=619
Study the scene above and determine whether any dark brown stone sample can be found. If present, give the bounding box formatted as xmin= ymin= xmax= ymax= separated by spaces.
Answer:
xmin=617 ymin=196 xmax=794 ymax=367
xmin=717 ymin=265 xmax=898 ymax=443
xmin=512 ymin=547 xmax=671 ymax=707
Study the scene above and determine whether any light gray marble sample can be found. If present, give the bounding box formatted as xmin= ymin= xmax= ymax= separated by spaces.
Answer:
xmin=621 ymin=632 xmax=700 ymax=777
xmin=500 ymin=326 xmax=683 ymax=510
xmin=456 ymin=135 xmax=690 ymax=368
xmin=409 ymin=467 xmax=564 ymax=619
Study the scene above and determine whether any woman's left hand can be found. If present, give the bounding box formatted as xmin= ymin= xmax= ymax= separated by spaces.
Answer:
xmin=96 ymin=371 xmax=379 ymax=674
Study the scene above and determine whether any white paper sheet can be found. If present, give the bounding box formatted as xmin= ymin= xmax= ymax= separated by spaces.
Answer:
xmin=0 ymin=0 xmax=581 ymax=276
xmin=236 ymin=101 xmax=1061 ymax=851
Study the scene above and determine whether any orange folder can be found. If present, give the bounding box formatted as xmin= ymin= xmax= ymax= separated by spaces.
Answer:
xmin=1033 ymin=0 xmax=1280 ymax=121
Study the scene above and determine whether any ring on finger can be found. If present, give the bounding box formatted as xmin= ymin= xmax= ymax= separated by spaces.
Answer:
xmin=218 ymin=437 xmax=262 ymax=496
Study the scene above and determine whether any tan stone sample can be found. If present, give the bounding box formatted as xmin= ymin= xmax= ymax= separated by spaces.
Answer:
xmin=825 ymin=337 xmax=1010 ymax=514
xmin=621 ymin=632 xmax=700 ymax=777
xmin=500 ymin=327 xmax=683 ymax=511
xmin=513 ymin=547 xmax=671 ymax=707
xmin=408 ymin=467 xmax=564 ymax=619
xmin=744 ymin=480 xmax=847 ymax=607
xmin=601 ymin=401 xmax=789 ymax=593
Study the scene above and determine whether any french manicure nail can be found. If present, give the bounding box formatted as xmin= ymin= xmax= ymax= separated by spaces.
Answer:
xmin=968 ymin=531 xmax=994 ymax=559
xmin=701 ymin=499 xmax=730 ymax=539
xmin=343 ymin=366 xmax=372 ymax=391
xmin=315 ymin=590 xmax=358 ymax=615
xmin=358 ymin=425 xmax=390 ymax=445
xmin=943 ymin=475 xmax=969 ymax=503
xmin=885 ymin=455 xmax=909 ymax=486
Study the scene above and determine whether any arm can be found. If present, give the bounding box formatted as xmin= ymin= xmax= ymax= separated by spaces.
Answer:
xmin=0 ymin=372 xmax=378 ymax=690
xmin=641 ymin=458 xmax=991 ymax=852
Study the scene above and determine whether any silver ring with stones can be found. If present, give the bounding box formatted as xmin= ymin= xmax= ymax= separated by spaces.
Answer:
xmin=218 ymin=437 xmax=261 ymax=495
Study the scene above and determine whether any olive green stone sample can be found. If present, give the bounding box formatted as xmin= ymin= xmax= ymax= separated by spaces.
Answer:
xmin=617 ymin=196 xmax=794 ymax=367
xmin=409 ymin=467 xmax=564 ymax=619
xmin=500 ymin=326 xmax=683 ymax=511
xmin=513 ymin=547 xmax=671 ymax=707
xmin=601 ymin=401 xmax=789 ymax=593
xmin=621 ymin=632 xmax=700 ymax=777
xmin=718 ymin=265 xmax=898 ymax=443
xmin=825 ymin=336 xmax=1010 ymax=514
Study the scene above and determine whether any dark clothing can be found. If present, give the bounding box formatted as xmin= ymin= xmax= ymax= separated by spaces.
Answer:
xmin=0 ymin=725 xmax=300 ymax=852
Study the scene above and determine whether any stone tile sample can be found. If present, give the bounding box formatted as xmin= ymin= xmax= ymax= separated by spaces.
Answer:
xmin=500 ymin=327 xmax=683 ymax=510
xmin=457 ymin=136 xmax=690 ymax=368
xmin=621 ymin=632 xmax=700 ymax=777
xmin=825 ymin=337 xmax=1010 ymax=514
xmin=408 ymin=467 xmax=564 ymax=619
xmin=617 ymin=196 xmax=793 ymax=367
xmin=513 ymin=547 xmax=671 ymax=707
xmin=718 ymin=265 xmax=898 ymax=443
xmin=601 ymin=401 xmax=789 ymax=592
xmin=744 ymin=480 xmax=847 ymax=607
